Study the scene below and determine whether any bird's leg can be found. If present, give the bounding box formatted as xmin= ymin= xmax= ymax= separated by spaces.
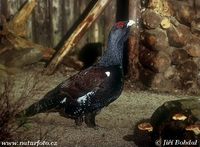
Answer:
xmin=74 ymin=116 xmax=83 ymax=126
xmin=85 ymin=112 xmax=97 ymax=128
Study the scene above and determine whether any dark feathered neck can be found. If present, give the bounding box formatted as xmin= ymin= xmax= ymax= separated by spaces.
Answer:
xmin=97 ymin=37 xmax=124 ymax=67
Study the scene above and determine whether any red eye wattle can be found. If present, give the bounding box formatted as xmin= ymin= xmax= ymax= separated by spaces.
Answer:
xmin=115 ymin=22 xmax=125 ymax=28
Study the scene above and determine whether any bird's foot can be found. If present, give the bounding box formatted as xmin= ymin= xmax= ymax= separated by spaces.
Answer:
xmin=74 ymin=117 xmax=83 ymax=126
xmin=73 ymin=117 xmax=84 ymax=129
xmin=85 ymin=112 xmax=101 ymax=129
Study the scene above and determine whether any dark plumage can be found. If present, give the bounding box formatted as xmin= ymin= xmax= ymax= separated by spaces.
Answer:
xmin=18 ymin=20 xmax=135 ymax=127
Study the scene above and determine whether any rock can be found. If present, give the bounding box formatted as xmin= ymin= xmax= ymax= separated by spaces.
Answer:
xmin=135 ymin=98 xmax=200 ymax=146
xmin=151 ymin=98 xmax=200 ymax=125
xmin=142 ymin=9 xmax=162 ymax=29
xmin=167 ymin=24 xmax=191 ymax=47
xmin=186 ymin=36 xmax=200 ymax=57
xmin=150 ymin=98 xmax=200 ymax=144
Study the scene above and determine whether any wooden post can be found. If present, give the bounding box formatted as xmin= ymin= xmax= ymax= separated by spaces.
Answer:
xmin=8 ymin=0 xmax=37 ymax=37
xmin=128 ymin=0 xmax=141 ymax=80
xmin=45 ymin=0 xmax=112 ymax=74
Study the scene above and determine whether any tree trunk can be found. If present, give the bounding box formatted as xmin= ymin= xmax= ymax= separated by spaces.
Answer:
xmin=128 ymin=0 xmax=140 ymax=80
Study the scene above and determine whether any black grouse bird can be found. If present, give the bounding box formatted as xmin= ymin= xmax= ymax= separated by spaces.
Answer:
xmin=18 ymin=20 xmax=135 ymax=127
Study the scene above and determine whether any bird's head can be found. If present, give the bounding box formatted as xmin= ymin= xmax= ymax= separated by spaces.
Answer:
xmin=108 ymin=20 xmax=136 ymax=44
xmin=98 ymin=20 xmax=136 ymax=66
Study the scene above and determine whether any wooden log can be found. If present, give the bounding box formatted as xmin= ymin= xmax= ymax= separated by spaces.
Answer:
xmin=139 ymin=67 xmax=172 ymax=92
xmin=193 ymin=58 xmax=200 ymax=70
xmin=171 ymin=49 xmax=189 ymax=65
xmin=142 ymin=9 xmax=162 ymax=29
xmin=193 ymin=57 xmax=200 ymax=89
xmin=45 ymin=0 xmax=111 ymax=74
xmin=176 ymin=60 xmax=198 ymax=89
xmin=147 ymin=0 xmax=172 ymax=17
xmin=0 ymin=0 xmax=86 ymax=70
xmin=0 ymin=0 xmax=55 ymax=67
xmin=139 ymin=46 xmax=171 ymax=73
xmin=5 ymin=32 xmax=55 ymax=59
xmin=160 ymin=17 xmax=171 ymax=29
xmin=186 ymin=36 xmax=200 ymax=57
xmin=195 ymin=0 xmax=200 ymax=18
xmin=168 ymin=0 xmax=195 ymax=26
xmin=143 ymin=28 xmax=169 ymax=51
xmin=191 ymin=18 xmax=200 ymax=36
xmin=167 ymin=24 xmax=191 ymax=48
xmin=150 ymin=73 xmax=172 ymax=91
xmin=177 ymin=60 xmax=198 ymax=79
xmin=0 ymin=31 xmax=55 ymax=66
xmin=139 ymin=67 xmax=155 ymax=87
xmin=8 ymin=0 xmax=37 ymax=37
xmin=163 ymin=66 xmax=176 ymax=79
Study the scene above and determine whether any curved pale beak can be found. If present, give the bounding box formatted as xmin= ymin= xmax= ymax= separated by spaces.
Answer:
xmin=127 ymin=20 xmax=136 ymax=27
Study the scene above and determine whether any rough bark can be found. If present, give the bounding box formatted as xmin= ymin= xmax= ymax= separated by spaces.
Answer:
xmin=171 ymin=49 xmax=189 ymax=65
xmin=139 ymin=47 xmax=171 ymax=73
xmin=128 ymin=0 xmax=140 ymax=80
xmin=143 ymin=28 xmax=169 ymax=51
xmin=8 ymin=0 xmax=37 ymax=37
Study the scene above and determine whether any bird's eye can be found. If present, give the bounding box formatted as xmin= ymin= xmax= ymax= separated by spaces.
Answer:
xmin=115 ymin=22 xmax=125 ymax=29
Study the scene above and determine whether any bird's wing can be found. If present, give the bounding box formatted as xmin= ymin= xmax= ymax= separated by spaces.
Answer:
xmin=58 ymin=66 xmax=110 ymax=102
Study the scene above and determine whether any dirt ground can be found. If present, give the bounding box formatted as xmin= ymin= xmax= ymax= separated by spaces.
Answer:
xmin=9 ymin=65 xmax=191 ymax=147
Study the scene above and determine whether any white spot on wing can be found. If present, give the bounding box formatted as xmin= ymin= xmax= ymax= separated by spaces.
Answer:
xmin=77 ymin=91 xmax=94 ymax=104
xmin=60 ymin=97 xmax=67 ymax=104
xmin=105 ymin=71 xmax=110 ymax=77
xmin=127 ymin=20 xmax=135 ymax=27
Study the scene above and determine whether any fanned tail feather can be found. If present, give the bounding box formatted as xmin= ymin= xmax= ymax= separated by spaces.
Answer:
xmin=17 ymin=87 xmax=63 ymax=117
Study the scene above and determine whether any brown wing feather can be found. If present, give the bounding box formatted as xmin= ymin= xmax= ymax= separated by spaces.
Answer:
xmin=59 ymin=66 xmax=108 ymax=100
